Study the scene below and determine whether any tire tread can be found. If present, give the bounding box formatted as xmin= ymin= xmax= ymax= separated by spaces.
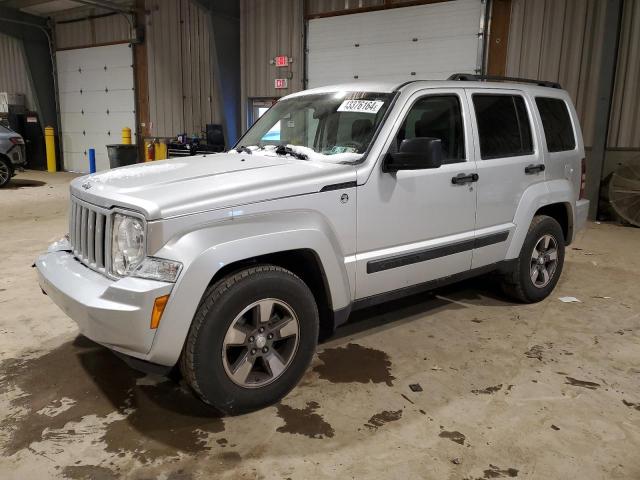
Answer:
xmin=501 ymin=215 xmax=561 ymax=303
xmin=180 ymin=265 xmax=301 ymax=404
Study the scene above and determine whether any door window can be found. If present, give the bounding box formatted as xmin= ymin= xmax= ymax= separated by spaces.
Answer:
xmin=395 ymin=95 xmax=465 ymax=164
xmin=472 ymin=94 xmax=533 ymax=159
xmin=535 ymin=97 xmax=576 ymax=152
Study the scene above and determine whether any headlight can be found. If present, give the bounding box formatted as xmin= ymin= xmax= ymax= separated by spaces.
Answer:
xmin=111 ymin=213 xmax=145 ymax=276
xmin=132 ymin=257 xmax=182 ymax=282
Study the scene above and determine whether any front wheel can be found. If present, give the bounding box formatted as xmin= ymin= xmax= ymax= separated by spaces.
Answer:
xmin=501 ymin=215 xmax=565 ymax=303
xmin=180 ymin=265 xmax=319 ymax=414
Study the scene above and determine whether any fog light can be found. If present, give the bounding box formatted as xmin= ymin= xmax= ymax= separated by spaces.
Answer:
xmin=151 ymin=295 xmax=170 ymax=329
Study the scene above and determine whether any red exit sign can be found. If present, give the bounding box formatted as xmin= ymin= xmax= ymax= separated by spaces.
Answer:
xmin=275 ymin=78 xmax=288 ymax=89
xmin=275 ymin=55 xmax=289 ymax=67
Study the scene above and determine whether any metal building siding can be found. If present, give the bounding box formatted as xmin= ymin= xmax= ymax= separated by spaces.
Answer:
xmin=240 ymin=0 xmax=304 ymax=128
xmin=54 ymin=8 xmax=132 ymax=50
xmin=145 ymin=0 xmax=220 ymax=138
xmin=506 ymin=0 xmax=607 ymax=147
xmin=609 ymin=0 xmax=640 ymax=149
xmin=0 ymin=33 xmax=36 ymax=110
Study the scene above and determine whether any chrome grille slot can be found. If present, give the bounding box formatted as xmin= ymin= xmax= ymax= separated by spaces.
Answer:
xmin=69 ymin=197 xmax=109 ymax=273
xmin=95 ymin=213 xmax=105 ymax=267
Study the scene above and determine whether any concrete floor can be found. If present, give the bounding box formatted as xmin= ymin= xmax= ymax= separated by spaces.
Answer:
xmin=1 ymin=170 xmax=639 ymax=480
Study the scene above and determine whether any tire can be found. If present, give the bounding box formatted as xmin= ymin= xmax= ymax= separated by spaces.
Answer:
xmin=501 ymin=215 xmax=565 ymax=303
xmin=180 ymin=265 xmax=319 ymax=415
xmin=0 ymin=158 xmax=12 ymax=188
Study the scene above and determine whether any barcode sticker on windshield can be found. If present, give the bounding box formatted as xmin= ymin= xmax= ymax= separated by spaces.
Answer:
xmin=337 ymin=100 xmax=384 ymax=114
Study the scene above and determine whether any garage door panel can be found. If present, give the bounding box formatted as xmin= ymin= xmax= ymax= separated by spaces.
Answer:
xmin=77 ymin=68 xmax=135 ymax=91
xmin=71 ymin=90 xmax=135 ymax=115
xmin=61 ymin=133 xmax=85 ymax=154
xmin=63 ymin=152 xmax=87 ymax=173
xmin=61 ymin=112 xmax=86 ymax=134
xmin=309 ymin=1 xmax=483 ymax=51
xmin=307 ymin=0 xmax=484 ymax=88
xmin=59 ymin=93 xmax=84 ymax=114
xmin=59 ymin=44 xmax=133 ymax=71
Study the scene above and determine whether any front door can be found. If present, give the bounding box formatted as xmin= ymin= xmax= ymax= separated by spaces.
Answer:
xmin=355 ymin=89 xmax=478 ymax=301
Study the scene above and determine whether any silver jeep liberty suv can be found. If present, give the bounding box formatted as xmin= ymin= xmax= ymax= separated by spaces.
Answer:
xmin=37 ymin=75 xmax=589 ymax=414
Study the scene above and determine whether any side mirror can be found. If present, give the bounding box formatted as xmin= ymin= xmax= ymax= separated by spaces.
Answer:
xmin=383 ymin=137 xmax=443 ymax=172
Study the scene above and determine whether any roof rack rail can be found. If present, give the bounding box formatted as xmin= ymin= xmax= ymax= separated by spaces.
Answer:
xmin=447 ymin=73 xmax=562 ymax=89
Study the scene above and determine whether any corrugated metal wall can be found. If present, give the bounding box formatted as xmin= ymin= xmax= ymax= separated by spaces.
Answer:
xmin=506 ymin=0 xmax=607 ymax=147
xmin=145 ymin=0 xmax=221 ymax=137
xmin=240 ymin=0 xmax=304 ymax=128
xmin=0 ymin=32 xmax=36 ymax=111
xmin=54 ymin=8 xmax=132 ymax=50
xmin=608 ymin=0 xmax=640 ymax=149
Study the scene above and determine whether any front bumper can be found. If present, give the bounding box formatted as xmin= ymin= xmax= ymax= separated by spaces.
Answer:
xmin=36 ymin=250 xmax=173 ymax=359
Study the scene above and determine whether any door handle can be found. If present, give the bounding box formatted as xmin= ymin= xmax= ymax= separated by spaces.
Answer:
xmin=451 ymin=173 xmax=479 ymax=185
xmin=525 ymin=163 xmax=546 ymax=174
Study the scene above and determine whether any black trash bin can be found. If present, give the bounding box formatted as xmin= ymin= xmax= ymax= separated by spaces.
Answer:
xmin=107 ymin=144 xmax=138 ymax=169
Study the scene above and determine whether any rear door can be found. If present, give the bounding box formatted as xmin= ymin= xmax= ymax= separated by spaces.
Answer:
xmin=465 ymin=89 xmax=545 ymax=269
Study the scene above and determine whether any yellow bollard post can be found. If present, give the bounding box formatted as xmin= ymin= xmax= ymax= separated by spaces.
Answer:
xmin=122 ymin=127 xmax=132 ymax=145
xmin=44 ymin=126 xmax=56 ymax=173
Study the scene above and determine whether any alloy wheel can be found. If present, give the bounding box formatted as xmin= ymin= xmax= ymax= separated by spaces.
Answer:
xmin=0 ymin=161 xmax=10 ymax=186
xmin=222 ymin=298 xmax=300 ymax=388
xmin=530 ymin=234 xmax=559 ymax=288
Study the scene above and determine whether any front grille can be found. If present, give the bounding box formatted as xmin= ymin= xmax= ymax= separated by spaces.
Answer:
xmin=69 ymin=197 xmax=110 ymax=273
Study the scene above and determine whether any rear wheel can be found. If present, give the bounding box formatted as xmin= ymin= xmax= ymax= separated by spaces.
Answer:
xmin=501 ymin=215 xmax=565 ymax=303
xmin=0 ymin=158 xmax=12 ymax=188
xmin=180 ymin=265 xmax=319 ymax=414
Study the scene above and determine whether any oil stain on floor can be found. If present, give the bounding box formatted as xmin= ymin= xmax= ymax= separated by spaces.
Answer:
xmin=365 ymin=410 xmax=403 ymax=430
xmin=439 ymin=429 xmax=466 ymax=445
xmin=565 ymin=376 xmax=600 ymax=390
xmin=0 ymin=336 xmax=224 ymax=461
xmin=313 ymin=343 xmax=395 ymax=386
xmin=275 ymin=400 xmax=335 ymax=439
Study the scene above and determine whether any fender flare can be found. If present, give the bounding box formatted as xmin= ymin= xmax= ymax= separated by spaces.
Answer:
xmin=506 ymin=179 xmax=575 ymax=259
xmin=146 ymin=210 xmax=352 ymax=366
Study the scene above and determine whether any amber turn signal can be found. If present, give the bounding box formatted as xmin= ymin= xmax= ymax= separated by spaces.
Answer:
xmin=151 ymin=295 xmax=170 ymax=329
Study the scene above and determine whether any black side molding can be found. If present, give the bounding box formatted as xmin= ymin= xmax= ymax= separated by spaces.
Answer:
xmin=320 ymin=181 xmax=357 ymax=192
xmin=367 ymin=231 xmax=509 ymax=274
xmin=354 ymin=259 xmax=517 ymax=311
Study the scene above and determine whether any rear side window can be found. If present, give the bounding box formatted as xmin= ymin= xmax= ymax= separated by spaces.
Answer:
xmin=535 ymin=97 xmax=576 ymax=152
xmin=473 ymin=94 xmax=533 ymax=159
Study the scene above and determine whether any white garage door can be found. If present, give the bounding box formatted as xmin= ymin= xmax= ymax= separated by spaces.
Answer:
xmin=307 ymin=0 xmax=485 ymax=88
xmin=57 ymin=44 xmax=136 ymax=173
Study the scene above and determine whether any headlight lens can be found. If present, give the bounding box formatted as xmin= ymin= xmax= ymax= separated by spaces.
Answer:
xmin=132 ymin=257 xmax=182 ymax=282
xmin=111 ymin=214 xmax=145 ymax=276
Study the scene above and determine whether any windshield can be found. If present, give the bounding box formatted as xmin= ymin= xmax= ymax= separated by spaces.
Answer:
xmin=235 ymin=91 xmax=394 ymax=163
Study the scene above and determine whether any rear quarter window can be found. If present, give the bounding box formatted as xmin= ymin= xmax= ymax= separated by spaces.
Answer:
xmin=535 ymin=97 xmax=576 ymax=152
xmin=472 ymin=94 xmax=533 ymax=160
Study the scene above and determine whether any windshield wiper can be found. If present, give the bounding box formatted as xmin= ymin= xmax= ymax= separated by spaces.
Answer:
xmin=274 ymin=144 xmax=308 ymax=160
xmin=235 ymin=145 xmax=253 ymax=154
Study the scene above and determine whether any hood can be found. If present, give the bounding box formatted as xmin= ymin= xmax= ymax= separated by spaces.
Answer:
xmin=70 ymin=153 xmax=356 ymax=219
